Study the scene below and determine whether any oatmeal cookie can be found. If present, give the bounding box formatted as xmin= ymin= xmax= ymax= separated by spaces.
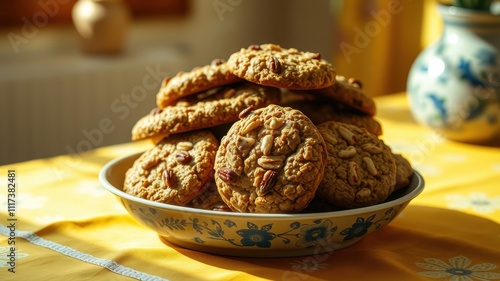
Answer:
xmin=301 ymin=196 xmax=343 ymax=213
xmin=281 ymin=99 xmax=383 ymax=136
xmin=214 ymin=104 xmax=327 ymax=213
xmin=313 ymin=75 xmax=376 ymax=116
xmin=393 ymin=153 xmax=413 ymax=190
xmin=131 ymin=82 xmax=280 ymax=141
xmin=188 ymin=180 xmax=231 ymax=212
xmin=227 ymin=44 xmax=336 ymax=90
xmin=123 ymin=130 xmax=218 ymax=206
xmin=156 ymin=59 xmax=243 ymax=108
xmin=316 ymin=121 xmax=396 ymax=208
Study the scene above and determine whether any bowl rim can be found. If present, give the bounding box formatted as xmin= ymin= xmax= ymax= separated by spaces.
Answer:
xmin=99 ymin=152 xmax=425 ymax=219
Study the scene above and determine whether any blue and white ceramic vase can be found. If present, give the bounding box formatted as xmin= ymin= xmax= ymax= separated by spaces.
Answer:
xmin=407 ymin=3 xmax=500 ymax=144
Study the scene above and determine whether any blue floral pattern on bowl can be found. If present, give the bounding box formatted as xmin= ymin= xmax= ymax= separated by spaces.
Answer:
xmin=101 ymin=152 xmax=425 ymax=258
xmin=127 ymin=204 xmax=403 ymax=249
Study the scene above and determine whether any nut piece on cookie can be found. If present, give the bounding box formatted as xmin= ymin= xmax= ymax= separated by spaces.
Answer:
xmin=156 ymin=59 xmax=243 ymax=108
xmin=227 ymin=44 xmax=336 ymax=90
xmin=123 ymin=130 xmax=219 ymax=206
xmin=316 ymin=121 xmax=396 ymax=209
xmin=214 ymin=104 xmax=328 ymax=213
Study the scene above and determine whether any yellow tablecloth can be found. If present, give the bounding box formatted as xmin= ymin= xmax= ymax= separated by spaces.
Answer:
xmin=1 ymin=93 xmax=500 ymax=281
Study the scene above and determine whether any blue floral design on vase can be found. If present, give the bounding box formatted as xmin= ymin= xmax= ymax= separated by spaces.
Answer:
xmin=407 ymin=3 xmax=500 ymax=144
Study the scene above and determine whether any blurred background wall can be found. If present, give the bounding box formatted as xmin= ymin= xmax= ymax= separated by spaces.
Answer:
xmin=0 ymin=0 xmax=441 ymax=164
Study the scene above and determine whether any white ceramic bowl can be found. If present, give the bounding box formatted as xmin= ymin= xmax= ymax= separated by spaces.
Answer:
xmin=99 ymin=152 xmax=424 ymax=257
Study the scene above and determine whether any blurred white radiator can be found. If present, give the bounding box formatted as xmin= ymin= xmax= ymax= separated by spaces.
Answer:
xmin=0 ymin=51 xmax=188 ymax=165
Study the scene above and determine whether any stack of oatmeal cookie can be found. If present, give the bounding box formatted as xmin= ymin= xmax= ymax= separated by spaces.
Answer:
xmin=124 ymin=44 xmax=413 ymax=214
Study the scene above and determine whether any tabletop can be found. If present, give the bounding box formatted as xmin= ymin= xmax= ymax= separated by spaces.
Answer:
xmin=1 ymin=93 xmax=500 ymax=281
